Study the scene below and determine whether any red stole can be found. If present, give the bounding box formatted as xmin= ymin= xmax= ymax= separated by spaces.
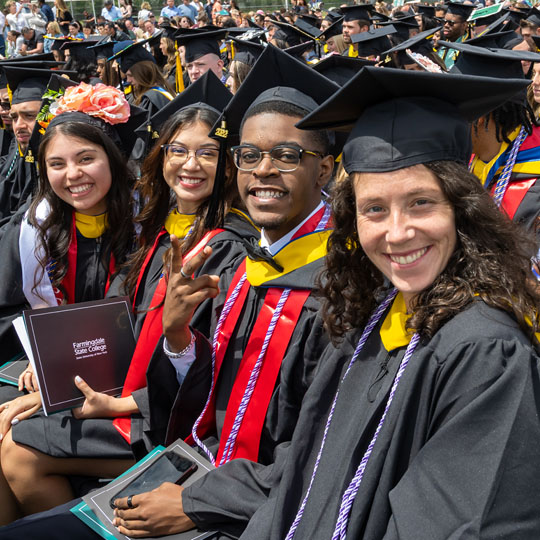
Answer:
xmin=55 ymin=214 xmax=115 ymax=305
xmin=113 ymin=228 xmax=223 ymax=443
xmin=490 ymin=177 xmax=537 ymax=220
xmin=187 ymin=205 xmax=330 ymax=463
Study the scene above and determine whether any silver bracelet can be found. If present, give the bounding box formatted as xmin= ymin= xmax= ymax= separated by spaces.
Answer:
xmin=163 ymin=332 xmax=196 ymax=359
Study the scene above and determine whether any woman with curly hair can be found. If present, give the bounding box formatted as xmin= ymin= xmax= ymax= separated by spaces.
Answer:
xmin=232 ymin=68 xmax=540 ymax=539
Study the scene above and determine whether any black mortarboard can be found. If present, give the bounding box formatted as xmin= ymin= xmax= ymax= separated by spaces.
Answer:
xmin=159 ymin=24 xmax=179 ymax=40
xmin=297 ymin=14 xmax=321 ymax=29
xmin=318 ymin=17 xmax=343 ymax=41
xmin=351 ymin=25 xmax=397 ymax=57
xmin=135 ymin=69 xmax=232 ymax=140
xmin=371 ymin=11 xmax=392 ymax=23
xmin=297 ymin=66 xmax=528 ymax=173
xmin=175 ymin=29 xmax=228 ymax=63
xmin=384 ymin=26 xmax=440 ymax=65
xmin=340 ymin=4 xmax=373 ymax=22
xmin=230 ymin=36 xmax=266 ymax=65
xmin=87 ymin=40 xmax=116 ymax=60
xmin=417 ymin=4 xmax=436 ymax=18
xmin=0 ymin=60 xmax=65 ymax=71
xmin=60 ymin=39 xmax=99 ymax=62
xmin=312 ymin=54 xmax=375 ymax=86
xmin=445 ymin=2 xmax=475 ymax=20
xmin=294 ymin=17 xmax=321 ymax=38
xmin=284 ymin=41 xmax=315 ymax=60
xmin=439 ymin=40 xmax=540 ymax=102
xmin=526 ymin=7 xmax=540 ymax=26
xmin=109 ymin=40 xmax=156 ymax=73
xmin=325 ymin=9 xmax=343 ymax=23
xmin=0 ymin=70 xmax=6 ymax=89
xmin=381 ymin=15 xmax=419 ymax=41
xmin=247 ymin=18 xmax=264 ymax=29
xmin=532 ymin=35 xmax=540 ymax=52
xmin=211 ymin=44 xmax=339 ymax=142
xmin=470 ymin=12 xmax=512 ymax=36
xmin=0 ymin=52 xmax=55 ymax=62
xmin=466 ymin=29 xmax=518 ymax=49
xmin=271 ymin=20 xmax=314 ymax=46
xmin=4 ymin=66 xmax=76 ymax=104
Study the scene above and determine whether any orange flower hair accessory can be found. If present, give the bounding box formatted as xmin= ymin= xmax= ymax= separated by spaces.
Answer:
xmin=50 ymin=82 xmax=130 ymax=125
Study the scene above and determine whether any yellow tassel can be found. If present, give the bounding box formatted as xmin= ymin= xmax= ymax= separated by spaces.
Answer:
xmin=230 ymin=41 xmax=235 ymax=59
xmin=175 ymin=43 xmax=185 ymax=93
xmin=6 ymin=84 xmax=12 ymax=105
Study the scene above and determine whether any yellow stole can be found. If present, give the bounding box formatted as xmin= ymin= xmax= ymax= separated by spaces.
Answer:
xmin=380 ymin=292 xmax=413 ymax=351
xmin=245 ymin=230 xmax=332 ymax=287
xmin=75 ymin=212 xmax=108 ymax=239
xmin=164 ymin=210 xmax=196 ymax=239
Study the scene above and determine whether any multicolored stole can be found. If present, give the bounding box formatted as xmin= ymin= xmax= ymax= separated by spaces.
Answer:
xmin=470 ymin=125 xmax=540 ymax=217
xmin=189 ymin=204 xmax=333 ymax=466
xmin=113 ymin=211 xmax=223 ymax=443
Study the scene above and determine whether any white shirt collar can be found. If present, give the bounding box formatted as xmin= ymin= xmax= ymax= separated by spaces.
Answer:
xmin=260 ymin=201 xmax=325 ymax=256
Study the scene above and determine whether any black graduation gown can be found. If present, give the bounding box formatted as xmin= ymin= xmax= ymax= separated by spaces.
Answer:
xmin=138 ymin=87 xmax=173 ymax=116
xmin=0 ymin=128 xmax=13 ymax=157
xmin=0 ymin=210 xmax=113 ymax=362
xmin=219 ymin=300 xmax=540 ymax=540
xmin=129 ymin=211 xmax=261 ymax=456
xmin=132 ymin=221 xmax=331 ymax=466
xmin=0 ymin=139 xmax=37 ymax=229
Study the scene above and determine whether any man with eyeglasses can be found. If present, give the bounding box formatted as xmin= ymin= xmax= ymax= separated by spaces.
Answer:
xmin=108 ymin=47 xmax=339 ymax=538
xmin=437 ymin=2 xmax=474 ymax=69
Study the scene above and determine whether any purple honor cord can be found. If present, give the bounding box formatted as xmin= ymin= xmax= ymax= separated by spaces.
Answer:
xmin=193 ymin=203 xmax=331 ymax=465
xmin=285 ymin=289 xmax=420 ymax=540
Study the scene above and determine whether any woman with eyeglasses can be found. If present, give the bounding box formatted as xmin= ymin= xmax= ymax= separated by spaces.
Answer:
xmin=0 ymin=76 xmax=257 ymax=521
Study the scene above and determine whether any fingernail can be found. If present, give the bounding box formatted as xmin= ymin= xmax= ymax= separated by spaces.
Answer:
xmin=0 ymin=433 xmax=3 ymax=441
xmin=75 ymin=375 xmax=82 ymax=383
xmin=11 ymin=418 xmax=18 ymax=426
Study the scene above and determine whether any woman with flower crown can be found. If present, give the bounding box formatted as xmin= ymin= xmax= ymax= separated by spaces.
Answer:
xmin=0 ymin=72 xmax=257 ymax=524
xmin=0 ymin=81 xmax=137 ymax=392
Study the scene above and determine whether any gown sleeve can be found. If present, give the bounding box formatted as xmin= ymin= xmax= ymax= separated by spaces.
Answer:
xmin=382 ymin=337 xmax=540 ymax=540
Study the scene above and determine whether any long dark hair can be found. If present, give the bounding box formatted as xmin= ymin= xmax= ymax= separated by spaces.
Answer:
xmin=30 ymin=120 xmax=135 ymax=299
xmin=322 ymin=160 xmax=540 ymax=344
xmin=129 ymin=60 xmax=176 ymax=104
xmin=123 ymin=106 xmax=238 ymax=300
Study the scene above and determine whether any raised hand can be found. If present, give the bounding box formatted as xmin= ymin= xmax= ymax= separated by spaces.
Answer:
xmin=162 ymin=234 xmax=220 ymax=352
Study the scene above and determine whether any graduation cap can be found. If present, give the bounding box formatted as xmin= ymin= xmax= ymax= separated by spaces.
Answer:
xmin=247 ymin=18 xmax=264 ymax=29
xmin=175 ymin=29 xmax=228 ymax=63
xmin=294 ymin=17 xmax=321 ymax=38
xmin=284 ymin=41 xmax=316 ymax=61
xmin=297 ymin=14 xmax=321 ymax=29
xmin=370 ymin=11 xmax=392 ymax=23
xmin=384 ymin=26 xmax=441 ymax=65
xmin=109 ymin=40 xmax=156 ymax=73
xmin=230 ymin=36 xmax=265 ymax=65
xmin=135 ymin=69 xmax=232 ymax=142
xmin=60 ymin=40 xmax=98 ymax=62
xmin=526 ymin=7 xmax=540 ymax=27
xmin=0 ymin=52 xmax=55 ymax=63
xmin=501 ymin=8 xmax=528 ymax=28
xmin=381 ymin=15 xmax=419 ymax=41
xmin=4 ymin=65 xmax=77 ymax=104
xmin=211 ymin=44 xmax=340 ymax=143
xmin=532 ymin=35 xmax=540 ymax=52
xmin=417 ymin=4 xmax=437 ymax=18
xmin=324 ymin=9 xmax=343 ymax=23
xmin=296 ymin=66 xmax=529 ymax=173
xmin=312 ymin=54 xmax=375 ymax=86
xmin=340 ymin=4 xmax=373 ymax=23
xmin=465 ymin=29 xmax=518 ymax=49
xmin=468 ymin=12 xmax=512 ymax=37
xmin=271 ymin=20 xmax=314 ymax=46
xmin=469 ymin=5 xmax=504 ymax=27
xmin=351 ymin=25 xmax=397 ymax=58
xmin=87 ymin=40 xmax=116 ymax=60
xmin=445 ymin=1 xmax=475 ymax=20
xmin=439 ymin=40 xmax=540 ymax=101
xmin=318 ymin=17 xmax=343 ymax=41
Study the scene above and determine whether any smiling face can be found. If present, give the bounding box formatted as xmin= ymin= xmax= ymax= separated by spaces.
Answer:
xmin=352 ymin=164 xmax=456 ymax=308
xmin=237 ymin=112 xmax=333 ymax=243
xmin=162 ymin=120 xmax=219 ymax=214
xmin=45 ymin=133 xmax=112 ymax=215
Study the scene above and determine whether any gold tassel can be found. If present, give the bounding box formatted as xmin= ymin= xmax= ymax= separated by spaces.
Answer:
xmin=175 ymin=42 xmax=185 ymax=93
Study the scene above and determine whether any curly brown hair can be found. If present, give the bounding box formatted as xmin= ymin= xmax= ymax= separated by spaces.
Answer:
xmin=322 ymin=160 xmax=540 ymax=344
